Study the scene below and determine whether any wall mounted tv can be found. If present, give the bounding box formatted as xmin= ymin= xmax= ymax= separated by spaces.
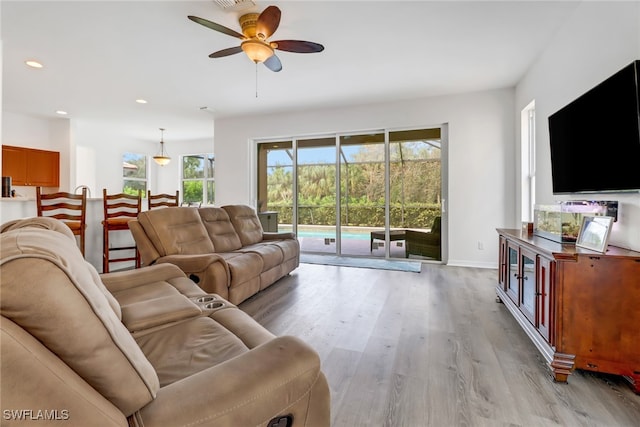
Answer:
xmin=548 ymin=60 xmax=640 ymax=194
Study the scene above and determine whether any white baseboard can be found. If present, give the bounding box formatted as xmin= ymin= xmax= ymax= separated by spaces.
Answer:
xmin=445 ymin=260 xmax=497 ymax=269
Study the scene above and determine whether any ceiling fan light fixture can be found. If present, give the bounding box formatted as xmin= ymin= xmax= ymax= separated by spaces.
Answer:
xmin=153 ymin=128 xmax=171 ymax=166
xmin=189 ymin=5 xmax=323 ymax=72
xmin=241 ymin=39 xmax=274 ymax=63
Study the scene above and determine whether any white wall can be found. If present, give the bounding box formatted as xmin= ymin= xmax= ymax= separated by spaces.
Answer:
xmin=73 ymin=120 xmax=213 ymax=197
xmin=215 ymin=88 xmax=516 ymax=268
xmin=2 ymin=113 xmax=214 ymax=198
xmin=2 ymin=111 xmax=70 ymax=198
xmin=516 ymin=1 xmax=640 ymax=251
xmin=3 ymin=111 xmax=52 ymax=150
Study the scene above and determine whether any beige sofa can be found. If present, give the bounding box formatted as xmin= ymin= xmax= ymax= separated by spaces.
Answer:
xmin=1 ymin=217 xmax=329 ymax=426
xmin=129 ymin=205 xmax=299 ymax=305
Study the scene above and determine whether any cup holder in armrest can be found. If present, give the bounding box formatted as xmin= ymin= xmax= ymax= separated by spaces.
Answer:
xmin=192 ymin=295 xmax=227 ymax=312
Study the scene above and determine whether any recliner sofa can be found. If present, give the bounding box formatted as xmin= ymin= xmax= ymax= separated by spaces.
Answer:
xmin=129 ymin=205 xmax=299 ymax=304
xmin=1 ymin=217 xmax=329 ymax=426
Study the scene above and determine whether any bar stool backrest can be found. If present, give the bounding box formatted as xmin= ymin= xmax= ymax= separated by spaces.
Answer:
xmin=147 ymin=190 xmax=179 ymax=210
xmin=102 ymin=189 xmax=142 ymax=273
xmin=36 ymin=186 xmax=87 ymax=256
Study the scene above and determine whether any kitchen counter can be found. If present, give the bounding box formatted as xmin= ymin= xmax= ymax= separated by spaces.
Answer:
xmin=0 ymin=197 xmax=135 ymax=272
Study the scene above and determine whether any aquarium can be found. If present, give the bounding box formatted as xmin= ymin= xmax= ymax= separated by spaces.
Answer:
xmin=533 ymin=201 xmax=618 ymax=243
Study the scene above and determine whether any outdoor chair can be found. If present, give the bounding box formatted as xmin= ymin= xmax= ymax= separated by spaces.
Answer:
xmin=405 ymin=216 xmax=441 ymax=260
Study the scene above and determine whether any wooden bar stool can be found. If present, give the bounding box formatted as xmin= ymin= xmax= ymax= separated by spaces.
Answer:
xmin=36 ymin=187 xmax=87 ymax=256
xmin=102 ymin=189 xmax=141 ymax=273
xmin=147 ymin=190 xmax=179 ymax=210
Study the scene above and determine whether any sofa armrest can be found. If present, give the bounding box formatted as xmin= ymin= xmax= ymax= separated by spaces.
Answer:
xmin=2 ymin=317 xmax=128 ymax=427
xmin=155 ymin=254 xmax=228 ymax=274
xmin=129 ymin=220 xmax=161 ymax=266
xmin=133 ymin=336 xmax=329 ymax=427
xmin=262 ymin=232 xmax=296 ymax=240
xmin=101 ymin=264 xmax=187 ymax=293
xmin=155 ymin=254 xmax=231 ymax=298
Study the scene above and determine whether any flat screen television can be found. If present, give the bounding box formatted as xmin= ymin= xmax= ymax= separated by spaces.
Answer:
xmin=548 ymin=60 xmax=640 ymax=194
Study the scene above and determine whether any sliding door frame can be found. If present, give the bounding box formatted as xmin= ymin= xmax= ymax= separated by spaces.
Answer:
xmin=251 ymin=124 xmax=448 ymax=263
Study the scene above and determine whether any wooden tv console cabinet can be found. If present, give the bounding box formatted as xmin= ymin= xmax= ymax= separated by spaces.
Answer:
xmin=496 ymin=228 xmax=640 ymax=393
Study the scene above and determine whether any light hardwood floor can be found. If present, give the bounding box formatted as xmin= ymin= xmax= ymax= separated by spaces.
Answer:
xmin=240 ymin=262 xmax=640 ymax=427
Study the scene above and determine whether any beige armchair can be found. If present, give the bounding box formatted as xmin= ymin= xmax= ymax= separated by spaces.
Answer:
xmin=1 ymin=217 xmax=329 ymax=426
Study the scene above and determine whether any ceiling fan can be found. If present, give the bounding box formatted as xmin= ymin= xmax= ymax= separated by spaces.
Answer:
xmin=188 ymin=5 xmax=324 ymax=72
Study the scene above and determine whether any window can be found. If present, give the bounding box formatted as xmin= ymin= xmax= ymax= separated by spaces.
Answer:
xmin=521 ymin=100 xmax=536 ymax=222
xmin=182 ymin=154 xmax=215 ymax=205
xmin=123 ymin=152 xmax=147 ymax=195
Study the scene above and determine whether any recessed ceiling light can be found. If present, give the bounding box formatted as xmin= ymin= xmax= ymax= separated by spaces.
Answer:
xmin=136 ymin=99 xmax=148 ymax=104
xmin=25 ymin=60 xmax=43 ymax=68
xmin=56 ymin=110 xmax=68 ymax=115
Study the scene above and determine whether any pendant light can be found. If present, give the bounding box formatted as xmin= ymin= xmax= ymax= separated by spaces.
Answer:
xmin=153 ymin=128 xmax=171 ymax=166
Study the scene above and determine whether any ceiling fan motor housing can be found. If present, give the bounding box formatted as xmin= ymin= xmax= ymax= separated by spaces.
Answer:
xmin=239 ymin=13 xmax=260 ymax=38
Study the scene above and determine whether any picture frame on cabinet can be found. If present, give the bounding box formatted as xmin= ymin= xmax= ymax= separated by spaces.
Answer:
xmin=576 ymin=215 xmax=614 ymax=253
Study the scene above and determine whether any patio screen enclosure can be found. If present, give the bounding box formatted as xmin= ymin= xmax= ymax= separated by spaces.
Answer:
xmin=256 ymin=127 xmax=443 ymax=261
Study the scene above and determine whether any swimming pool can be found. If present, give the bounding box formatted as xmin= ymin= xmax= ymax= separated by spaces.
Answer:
xmin=298 ymin=230 xmax=368 ymax=240
xmin=290 ymin=226 xmax=388 ymax=241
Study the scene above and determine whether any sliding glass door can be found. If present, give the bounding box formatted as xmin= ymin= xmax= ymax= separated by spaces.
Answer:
xmin=339 ymin=133 xmax=387 ymax=257
xmin=388 ymin=129 xmax=442 ymax=261
xmin=296 ymin=137 xmax=337 ymax=254
xmin=257 ymin=140 xmax=293 ymax=233
xmin=256 ymin=126 xmax=443 ymax=261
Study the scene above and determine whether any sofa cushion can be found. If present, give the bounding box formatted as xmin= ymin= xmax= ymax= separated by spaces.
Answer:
xmin=218 ymin=252 xmax=264 ymax=287
xmin=0 ymin=227 xmax=159 ymax=416
xmin=222 ymin=205 xmax=264 ymax=246
xmin=236 ymin=243 xmax=284 ymax=270
xmin=198 ymin=207 xmax=243 ymax=252
xmin=137 ymin=207 xmax=214 ymax=256
xmin=1 ymin=217 xmax=122 ymax=319
xmin=1 ymin=216 xmax=77 ymax=237
xmin=120 ymin=295 xmax=202 ymax=332
xmin=263 ymin=239 xmax=300 ymax=263
xmin=135 ymin=316 xmax=249 ymax=387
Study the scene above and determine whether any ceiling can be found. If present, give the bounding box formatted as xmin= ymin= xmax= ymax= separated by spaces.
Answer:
xmin=1 ymin=1 xmax=580 ymax=143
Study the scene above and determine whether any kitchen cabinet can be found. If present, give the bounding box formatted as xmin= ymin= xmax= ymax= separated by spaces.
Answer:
xmin=2 ymin=145 xmax=60 ymax=187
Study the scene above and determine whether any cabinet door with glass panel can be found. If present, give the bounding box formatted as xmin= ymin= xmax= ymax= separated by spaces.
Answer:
xmin=536 ymin=255 xmax=554 ymax=344
xmin=518 ymin=247 xmax=537 ymax=324
xmin=506 ymin=241 xmax=521 ymax=305
xmin=498 ymin=236 xmax=508 ymax=290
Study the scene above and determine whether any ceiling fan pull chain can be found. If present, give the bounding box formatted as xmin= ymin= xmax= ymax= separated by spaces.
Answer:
xmin=255 ymin=62 xmax=259 ymax=98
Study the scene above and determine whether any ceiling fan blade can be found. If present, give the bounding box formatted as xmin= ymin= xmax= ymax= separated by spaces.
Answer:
xmin=256 ymin=6 xmax=281 ymax=40
xmin=209 ymin=46 xmax=243 ymax=58
xmin=188 ymin=15 xmax=245 ymax=40
xmin=264 ymin=54 xmax=282 ymax=72
xmin=272 ymin=40 xmax=324 ymax=53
